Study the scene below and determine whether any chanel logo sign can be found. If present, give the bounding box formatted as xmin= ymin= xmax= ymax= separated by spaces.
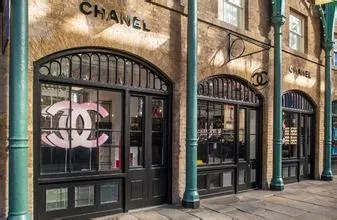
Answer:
xmin=41 ymin=101 xmax=109 ymax=148
xmin=251 ymin=68 xmax=269 ymax=89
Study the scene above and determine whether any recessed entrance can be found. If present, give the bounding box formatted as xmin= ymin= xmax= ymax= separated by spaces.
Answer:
xmin=33 ymin=48 xmax=172 ymax=219
xmin=282 ymin=91 xmax=315 ymax=183
xmin=196 ymin=75 xmax=262 ymax=196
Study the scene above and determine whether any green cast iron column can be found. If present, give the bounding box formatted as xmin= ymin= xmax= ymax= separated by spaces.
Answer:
xmin=320 ymin=3 xmax=336 ymax=181
xmin=322 ymin=41 xmax=334 ymax=181
xmin=7 ymin=0 xmax=30 ymax=219
xmin=182 ymin=0 xmax=200 ymax=209
xmin=270 ymin=0 xmax=285 ymax=191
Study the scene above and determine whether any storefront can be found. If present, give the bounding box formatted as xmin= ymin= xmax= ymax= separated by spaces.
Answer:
xmin=196 ymin=75 xmax=262 ymax=197
xmin=33 ymin=48 xmax=172 ymax=219
xmin=282 ymin=91 xmax=315 ymax=183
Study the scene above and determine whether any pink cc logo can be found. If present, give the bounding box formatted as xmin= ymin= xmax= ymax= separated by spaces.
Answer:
xmin=41 ymin=101 xmax=109 ymax=148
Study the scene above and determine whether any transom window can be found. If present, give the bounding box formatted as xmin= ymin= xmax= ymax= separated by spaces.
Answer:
xmin=289 ymin=13 xmax=305 ymax=52
xmin=38 ymin=51 xmax=169 ymax=93
xmin=218 ymin=0 xmax=245 ymax=28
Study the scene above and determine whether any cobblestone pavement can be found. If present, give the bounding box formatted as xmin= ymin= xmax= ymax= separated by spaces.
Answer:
xmin=94 ymin=180 xmax=337 ymax=220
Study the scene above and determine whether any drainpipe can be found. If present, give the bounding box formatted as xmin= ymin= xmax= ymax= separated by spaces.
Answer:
xmin=182 ymin=0 xmax=200 ymax=208
xmin=7 ymin=0 xmax=30 ymax=219
xmin=320 ymin=3 xmax=336 ymax=181
xmin=270 ymin=0 xmax=285 ymax=191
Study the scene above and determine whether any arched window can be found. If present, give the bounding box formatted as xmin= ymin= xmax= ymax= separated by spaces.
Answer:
xmin=282 ymin=91 xmax=314 ymax=113
xmin=198 ymin=75 xmax=260 ymax=105
xmin=37 ymin=48 xmax=170 ymax=93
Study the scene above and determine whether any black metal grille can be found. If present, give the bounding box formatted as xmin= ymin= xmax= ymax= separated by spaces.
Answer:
xmin=198 ymin=75 xmax=260 ymax=104
xmin=282 ymin=91 xmax=314 ymax=113
xmin=37 ymin=48 xmax=169 ymax=92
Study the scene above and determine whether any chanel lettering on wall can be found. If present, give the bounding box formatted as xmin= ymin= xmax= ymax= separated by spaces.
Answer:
xmin=289 ymin=65 xmax=311 ymax=79
xmin=79 ymin=1 xmax=151 ymax=32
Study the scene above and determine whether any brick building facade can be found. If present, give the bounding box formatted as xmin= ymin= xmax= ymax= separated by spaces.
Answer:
xmin=0 ymin=0 xmax=335 ymax=219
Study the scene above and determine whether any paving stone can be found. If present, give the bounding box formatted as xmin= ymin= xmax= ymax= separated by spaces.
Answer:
xmin=230 ymin=202 xmax=265 ymax=214
xmin=201 ymin=201 xmax=237 ymax=213
xmin=254 ymin=201 xmax=306 ymax=217
xmin=131 ymin=211 xmax=169 ymax=220
xmin=93 ymin=214 xmax=138 ymax=220
xmin=187 ymin=207 xmax=232 ymax=220
xmin=236 ymin=190 xmax=276 ymax=201
xmin=225 ymin=210 xmax=264 ymax=220
xmin=295 ymin=212 xmax=334 ymax=220
xmin=268 ymin=196 xmax=337 ymax=219
xmin=157 ymin=208 xmax=199 ymax=220
xmin=254 ymin=209 xmax=295 ymax=220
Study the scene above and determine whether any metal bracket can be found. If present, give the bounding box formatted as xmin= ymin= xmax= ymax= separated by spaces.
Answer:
xmin=228 ymin=33 xmax=271 ymax=62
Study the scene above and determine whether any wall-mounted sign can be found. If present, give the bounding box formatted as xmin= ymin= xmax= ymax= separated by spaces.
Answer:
xmin=79 ymin=1 xmax=150 ymax=32
xmin=251 ymin=68 xmax=269 ymax=89
xmin=289 ymin=65 xmax=311 ymax=79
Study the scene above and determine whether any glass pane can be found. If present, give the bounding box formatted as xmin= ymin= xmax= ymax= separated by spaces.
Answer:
xmin=100 ymin=55 xmax=108 ymax=82
xmin=91 ymin=54 xmax=99 ymax=81
xmin=71 ymin=87 xmax=98 ymax=130
xmin=251 ymin=168 xmax=256 ymax=182
xmin=46 ymin=188 xmax=68 ymax=211
xmin=129 ymin=146 xmax=144 ymax=168
xmin=71 ymin=130 xmax=97 ymax=171
xmin=290 ymin=165 xmax=297 ymax=177
xmin=208 ymin=142 xmax=222 ymax=164
xmin=250 ymin=135 xmax=256 ymax=160
xmin=239 ymin=109 xmax=246 ymax=160
xmin=99 ymin=131 xmax=121 ymax=170
xmin=249 ymin=110 xmax=257 ymax=134
xmin=41 ymin=84 xmax=70 ymax=129
xmin=197 ymin=132 xmax=208 ymax=165
xmin=41 ymin=130 xmax=69 ymax=174
xmin=130 ymin=97 xmax=144 ymax=131
xmin=282 ymin=167 xmax=289 ymax=178
xmin=130 ymin=97 xmax=144 ymax=168
xmin=101 ymin=183 xmax=119 ymax=204
xmin=300 ymin=164 xmax=304 ymax=175
xmin=81 ymin=54 xmax=90 ymax=80
xmin=71 ymin=56 xmax=81 ymax=79
xmin=239 ymin=169 xmax=246 ymax=184
xmin=289 ymin=14 xmax=302 ymax=35
xmin=98 ymin=91 xmax=122 ymax=131
xmin=197 ymin=175 xmax=207 ymax=189
xmin=283 ymin=112 xmax=298 ymax=158
xmin=152 ymin=99 xmax=164 ymax=132
xmin=332 ymin=117 xmax=337 ymax=155
xmin=209 ymin=173 xmax=221 ymax=188
xmin=152 ymin=133 xmax=163 ymax=165
xmin=223 ymin=171 xmax=233 ymax=187
xmin=75 ymin=185 xmax=95 ymax=207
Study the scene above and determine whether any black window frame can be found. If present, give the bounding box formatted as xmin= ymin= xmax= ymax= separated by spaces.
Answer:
xmin=33 ymin=47 xmax=173 ymax=219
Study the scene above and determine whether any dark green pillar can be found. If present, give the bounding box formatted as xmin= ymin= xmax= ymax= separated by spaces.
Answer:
xmin=322 ymin=41 xmax=334 ymax=181
xmin=270 ymin=0 xmax=285 ymax=191
xmin=320 ymin=3 xmax=336 ymax=181
xmin=7 ymin=0 xmax=30 ymax=219
xmin=182 ymin=0 xmax=200 ymax=209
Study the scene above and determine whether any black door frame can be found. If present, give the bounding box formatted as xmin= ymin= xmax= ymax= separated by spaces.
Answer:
xmin=196 ymin=75 xmax=263 ymax=198
xmin=281 ymin=90 xmax=316 ymax=184
xmin=33 ymin=47 xmax=173 ymax=219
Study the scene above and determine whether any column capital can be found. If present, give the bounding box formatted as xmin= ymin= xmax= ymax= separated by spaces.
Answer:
xmin=322 ymin=41 xmax=334 ymax=51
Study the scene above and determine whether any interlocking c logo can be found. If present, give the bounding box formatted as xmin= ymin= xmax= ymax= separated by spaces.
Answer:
xmin=251 ymin=68 xmax=269 ymax=89
xmin=41 ymin=101 xmax=109 ymax=148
